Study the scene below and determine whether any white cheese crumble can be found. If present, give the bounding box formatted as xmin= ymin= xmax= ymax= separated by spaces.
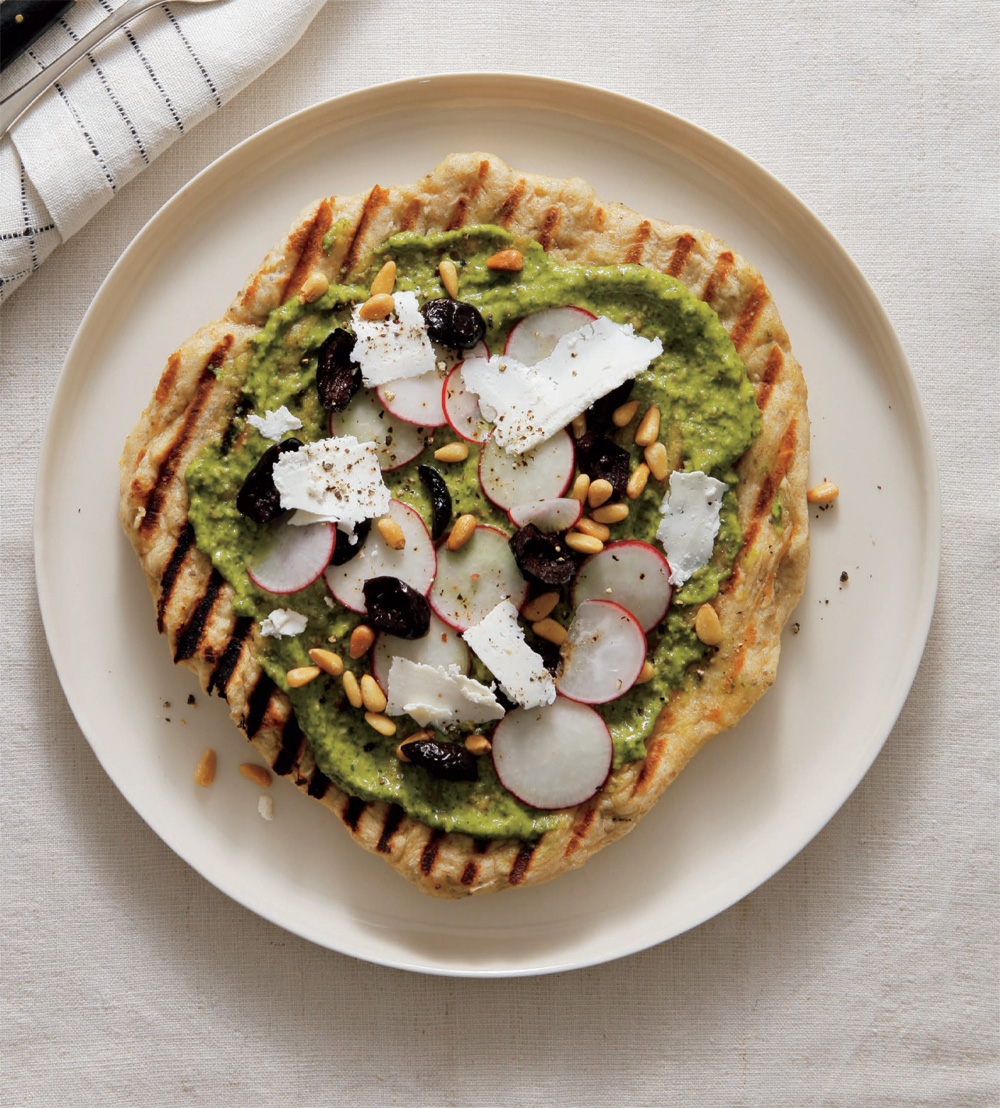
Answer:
xmin=385 ymin=658 xmax=505 ymax=728
xmin=259 ymin=608 xmax=308 ymax=638
xmin=462 ymin=600 xmax=556 ymax=709
xmin=271 ymin=434 xmax=390 ymax=533
xmin=656 ymin=470 xmax=728 ymax=586
xmin=258 ymin=795 xmax=275 ymax=821
xmin=461 ymin=315 xmax=663 ymax=454
xmin=247 ymin=405 xmax=302 ymax=442
xmin=351 ymin=290 xmax=437 ymax=387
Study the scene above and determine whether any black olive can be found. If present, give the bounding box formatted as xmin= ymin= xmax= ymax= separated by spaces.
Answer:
xmin=420 ymin=298 xmax=487 ymax=350
xmin=587 ymin=379 xmax=635 ymax=433
xmin=530 ymin=635 xmax=563 ymax=675
xmin=417 ymin=464 xmax=453 ymax=541
xmin=316 ymin=328 xmax=360 ymax=412
xmin=235 ymin=438 xmax=303 ymax=524
xmin=508 ymin=524 xmax=578 ymax=587
xmin=362 ymin=576 xmax=431 ymax=639
xmin=328 ymin=518 xmax=371 ymax=566
xmin=574 ymin=431 xmax=631 ymax=500
xmin=402 ymin=737 xmax=478 ymax=783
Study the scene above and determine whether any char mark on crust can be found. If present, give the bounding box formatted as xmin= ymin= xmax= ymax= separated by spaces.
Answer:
xmin=701 ymin=250 xmax=735 ymax=305
xmin=666 ymin=233 xmax=695 ymax=277
xmin=446 ymin=196 xmax=468 ymax=231
xmin=537 ymin=206 xmax=562 ymax=251
xmin=473 ymin=838 xmax=490 ymax=854
xmin=271 ymin=711 xmax=304 ymax=776
xmin=624 ymin=220 xmax=652 ymax=264
xmin=507 ymin=842 xmax=536 ymax=886
xmin=342 ymin=795 xmax=367 ymax=831
xmin=459 ymin=860 xmax=479 ymax=886
xmin=753 ymin=419 xmax=798 ymax=519
xmin=729 ymin=279 xmax=769 ymax=351
xmin=283 ymin=198 xmax=334 ymax=300
xmin=376 ymin=804 xmax=405 ymax=854
xmin=153 ymin=353 xmax=181 ymax=410
xmin=497 ymin=179 xmax=526 ymax=227
xmin=755 ymin=345 xmax=784 ymax=412
xmin=563 ymin=805 xmax=598 ymax=858
xmin=307 ymin=767 xmax=330 ymax=799
xmin=632 ymin=735 xmax=666 ymax=796
xmin=420 ymin=831 xmax=444 ymax=876
xmin=156 ymin=522 xmax=195 ymax=632
xmin=339 ymin=186 xmax=390 ymax=276
xmin=207 ymin=616 xmax=254 ymax=697
xmin=593 ymin=207 xmax=606 ymax=232
xmin=725 ymin=624 xmax=757 ymax=690
xmin=220 ymin=395 xmax=253 ymax=455
xmin=400 ymin=198 xmax=422 ymax=232
xmin=173 ymin=569 xmax=223 ymax=662
xmin=244 ymin=673 xmax=276 ymax=738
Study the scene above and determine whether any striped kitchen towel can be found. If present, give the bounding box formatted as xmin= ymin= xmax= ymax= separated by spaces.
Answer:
xmin=0 ymin=0 xmax=326 ymax=305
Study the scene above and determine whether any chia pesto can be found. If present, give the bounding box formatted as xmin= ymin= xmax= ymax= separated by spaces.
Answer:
xmin=185 ymin=225 xmax=761 ymax=840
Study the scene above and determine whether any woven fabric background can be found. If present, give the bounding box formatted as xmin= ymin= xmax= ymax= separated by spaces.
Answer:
xmin=2 ymin=2 xmax=997 ymax=1104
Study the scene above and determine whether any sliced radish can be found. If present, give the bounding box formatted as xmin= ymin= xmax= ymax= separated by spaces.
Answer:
xmin=571 ymin=541 xmax=673 ymax=633
xmin=328 ymin=388 xmax=429 ymax=470
xmin=503 ymin=305 xmax=597 ymax=363
xmin=429 ymin=524 xmax=529 ymax=631
xmin=324 ymin=499 xmax=435 ymax=613
xmin=246 ymin=520 xmax=336 ymax=595
xmin=377 ymin=370 xmax=448 ymax=427
xmin=556 ymin=599 xmax=646 ymax=704
xmin=444 ymin=341 xmax=492 ymax=443
xmin=478 ymin=429 xmax=575 ymax=510
xmin=491 ymin=698 xmax=612 ymax=810
xmin=508 ymin=497 xmax=583 ymax=533
xmin=371 ymin=613 xmax=472 ymax=690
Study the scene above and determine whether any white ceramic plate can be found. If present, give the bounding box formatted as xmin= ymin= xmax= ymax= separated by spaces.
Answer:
xmin=35 ymin=75 xmax=939 ymax=977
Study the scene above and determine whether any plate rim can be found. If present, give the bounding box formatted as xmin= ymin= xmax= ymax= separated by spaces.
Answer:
xmin=34 ymin=72 xmax=941 ymax=977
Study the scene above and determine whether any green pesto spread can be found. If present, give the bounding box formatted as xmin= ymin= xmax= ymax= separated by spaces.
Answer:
xmin=186 ymin=225 xmax=760 ymax=840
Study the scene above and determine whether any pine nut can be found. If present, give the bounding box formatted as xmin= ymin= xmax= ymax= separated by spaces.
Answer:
xmin=298 ymin=272 xmax=329 ymax=304
xmin=194 ymin=748 xmax=217 ymax=787
xmin=533 ymin=618 xmax=568 ymax=645
xmin=575 ymin=517 xmax=611 ymax=542
xmin=569 ymin=473 xmax=591 ymax=502
xmin=377 ymin=515 xmax=406 ymax=550
xmin=439 ymin=258 xmax=459 ymax=298
xmin=287 ymin=665 xmax=321 ymax=688
xmin=565 ymin=531 xmax=604 ymax=555
xmin=591 ymin=502 xmax=629 ymax=524
xmin=342 ymin=670 xmax=363 ymax=708
xmin=522 ymin=591 xmax=560 ymax=622
xmin=360 ymin=674 xmax=387 ymax=713
xmin=349 ymin=625 xmax=375 ymax=659
xmin=644 ymin=441 xmax=669 ymax=481
xmin=634 ymin=404 xmax=661 ymax=446
xmin=627 ymin=463 xmax=650 ymax=499
xmin=587 ymin=478 xmax=614 ymax=508
xmin=370 ymin=259 xmax=396 ymax=297
xmin=446 ymin=514 xmax=477 ymax=551
xmin=465 ymin=734 xmax=492 ymax=756
xmin=240 ymin=763 xmax=272 ymax=788
xmin=365 ymin=711 xmax=396 ymax=736
xmin=807 ymin=480 xmax=839 ymax=504
xmin=695 ymin=604 xmax=724 ymax=646
xmin=308 ymin=648 xmax=343 ymax=677
xmin=612 ymin=400 xmax=640 ymax=427
xmin=434 ymin=441 xmax=469 ymax=463
xmin=358 ymin=292 xmax=394 ymax=320
xmin=397 ymin=730 xmax=433 ymax=762
xmin=486 ymin=248 xmax=524 ymax=271
xmin=636 ymin=660 xmax=655 ymax=684
xmin=571 ymin=413 xmax=587 ymax=439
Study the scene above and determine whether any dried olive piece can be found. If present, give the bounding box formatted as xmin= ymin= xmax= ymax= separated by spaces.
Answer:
xmin=235 ymin=437 xmax=303 ymax=524
xmin=574 ymin=431 xmax=630 ymax=500
xmin=420 ymin=298 xmax=487 ymax=350
xmin=508 ymin=524 xmax=578 ymax=587
xmin=316 ymin=328 xmax=360 ymax=412
xmin=328 ymin=518 xmax=371 ymax=566
xmin=402 ymin=736 xmax=478 ymax=783
xmin=587 ymin=379 xmax=635 ymax=433
xmin=530 ymin=635 xmax=563 ymax=675
xmin=362 ymin=575 xmax=431 ymax=639
xmin=417 ymin=464 xmax=453 ymax=541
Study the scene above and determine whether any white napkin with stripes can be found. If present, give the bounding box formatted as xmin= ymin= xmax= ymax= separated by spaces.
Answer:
xmin=0 ymin=0 xmax=326 ymax=305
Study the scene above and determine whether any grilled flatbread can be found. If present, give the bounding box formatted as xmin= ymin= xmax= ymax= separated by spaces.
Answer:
xmin=120 ymin=153 xmax=809 ymax=897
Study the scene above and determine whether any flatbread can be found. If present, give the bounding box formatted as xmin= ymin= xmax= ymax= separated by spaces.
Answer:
xmin=119 ymin=153 xmax=809 ymax=897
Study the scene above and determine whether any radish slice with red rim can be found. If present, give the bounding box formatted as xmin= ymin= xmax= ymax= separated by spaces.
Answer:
xmin=429 ymin=524 xmax=529 ymax=631
xmin=478 ymin=429 xmax=575 ymax=510
xmin=556 ymin=599 xmax=646 ymax=704
xmin=508 ymin=497 xmax=583 ymax=533
xmin=503 ymin=305 xmax=597 ymax=363
xmin=329 ymin=388 xmax=430 ymax=470
xmin=371 ymin=613 xmax=471 ymax=691
xmin=491 ymin=697 xmax=612 ymax=810
xmin=376 ymin=370 xmax=448 ymax=427
xmin=246 ymin=521 xmax=336 ymax=595
xmin=324 ymin=499 xmax=435 ymax=613
xmin=443 ymin=341 xmax=491 ymax=443
xmin=571 ymin=540 xmax=673 ymax=633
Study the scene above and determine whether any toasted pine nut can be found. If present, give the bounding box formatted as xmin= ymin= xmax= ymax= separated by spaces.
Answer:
xmin=612 ymin=400 xmax=640 ymax=427
xmin=591 ymin=502 xmax=629 ymax=524
xmin=377 ymin=515 xmax=406 ymax=550
xmin=397 ymin=730 xmax=433 ymax=762
xmin=587 ymin=478 xmax=614 ymax=508
xmin=360 ymin=674 xmax=388 ymax=713
xmin=627 ymin=463 xmax=650 ymax=499
xmin=439 ymin=258 xmax=459 ymax=298
xmin=370 ymin=259 xmax=396 ymax=297
xmin=644 ymin=441 xmax=669 ymax=482
xmin=298 ymin=272 xmax=329 ymax=304
xmin=533 ymin=618 xmax=568 ymax=645
xmin=695 ymin=604 xmax=724 ymax=646
xmin=634 ymin=404 xmax=661 ymax=446
xmin=349 ymin=625 xmax=375 ymax=659
xmin=446 ymin=514 xmax=477 ymax=551
xmin=807 ymin=480 xmax=840 ymax=504
xmin=576 ymin=517 xmax=611 ymax=541
xmin=308 ymin=647 xmax=343 ymax=677
xmin=565 ymin=531 xmax=604 ymax=555
xmin=465 ymin=734 xmax=492 ymax=756
xmin=636 ymin=660 xmax=655 ymax=684
xmin=486 ymin=248 xmax=524 ymax=271
xmin=240 ymin=763 xmax=272 ymax=788
xmin=569 ymin=473 xmax=591 ymax=502
xmin=358 ymin=292 xmax=394 ymax=320
xmin=434 ymin=441 xmax=470 ymax=463
xmin=365 ymin=711 xmax=396 ymax=736
xmin=342 ymin=671 xmax=363 ymax=708
xmin=522 ymin=591 xmax=560 ymax=622
xmin=571 ymin=413 xmax=587 ymax=439
xmin=287 ymin=665 xmax=321 ymax=688
xmin=194 ymin=748 xmax=216 ymax=787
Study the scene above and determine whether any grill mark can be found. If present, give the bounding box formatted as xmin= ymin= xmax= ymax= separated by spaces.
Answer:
xmin=497 ymin=180 xmax=526 ymax=226
xmin=537 ymin=206 xmax=562 ymax=251
xmin=755 ymin=346 xmax=784 ymax=412
xmin=400 ymin=198 xmax=422 ymax=232
xmin=173 ymin=569 xmax=223 ymax=662
xmin=564 ymin=805 xmax=598 ymax=858
xmin=307 ymin=768 xmax=330 ymax=799
xmin=471 ymin=159 xmax=490 ymax=198
xmin=507 ymin=842 xmax=535 ymax=885
xmin=473 ymin=838 xmax=490 ymax=854
xmin=284 ymin=198 xmax=334 ymax=297
xmin=244 ymin=674 xmax=276 ymax=738
xmin=220 ymin=395 xmax=252 ymax=455
xmin=701 ymin=251 xmax=735 ymax=304
xmin=342 ymin=795 xmax=367 ymax=831
xmin=271 ymin=712 xmax=303 ymax=776
xmin=593 ymin=207 xmax=606 ymax=232
xmin=156 ymin=522 xmax=195 ymax=632
xmin=730 ymin=279 xmax=769 ymax=351
xmin=460 ymin=861 xmax=479 ymax=886
xmin=632 ymin=735 xmax=666 ymax=795
xmin=726 ymin=624 xmax=757 ymax=686
xmin=340 ymin=187 xmax=389 ymax=276
xmin=753 ymin=420 xmax=798 ymax=519
xmin=207 ymin=616 xmax=253 ymax=696
xmin=446 ymin=196 xmax=468 ymax=231
xmin=153 ymin=353 xmax=181 ymax=409
xmin=420 ymin=831 xmax=444 ymax=876
xmin=376 ymin=804 xmax=405 ymax=853
xmin=666 ymin=233 xmax=695 ymax=277
xmin=625 ymin=220 xmax=651 ymax=264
